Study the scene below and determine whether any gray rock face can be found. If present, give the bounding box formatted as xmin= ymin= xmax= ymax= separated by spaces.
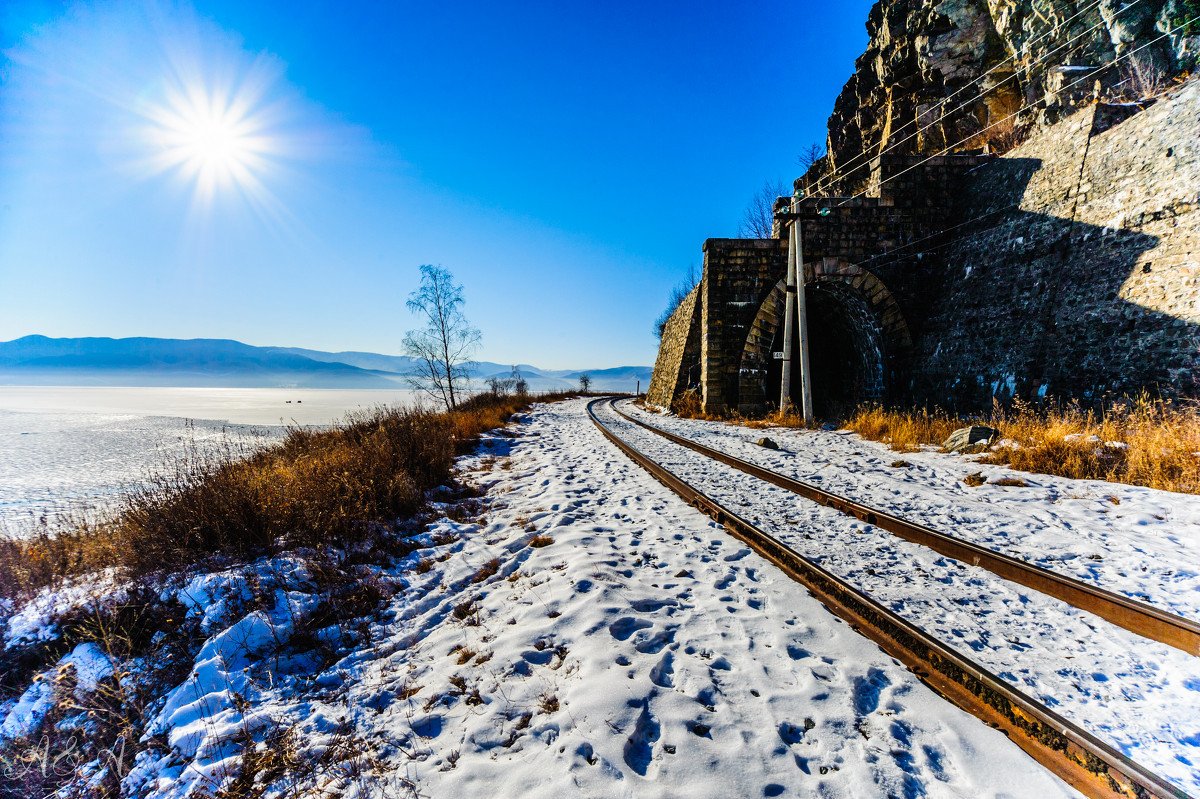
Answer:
xmin=943 ymin=424 xmax=1000 ymax=452
xmin=803 ymin=0 xmax=1195 ymax=197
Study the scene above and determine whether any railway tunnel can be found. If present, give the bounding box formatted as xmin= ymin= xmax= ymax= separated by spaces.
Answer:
xmin=737 ymin=260 xmax=910 ymax=419
xmin=767 ymin=283 xmax=885 ymax=418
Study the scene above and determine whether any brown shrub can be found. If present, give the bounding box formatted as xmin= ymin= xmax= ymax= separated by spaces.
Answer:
xmin=742 ymin=407 xmax=809 ymax=429
xmin=982 ymin=396 xmax=1200 ymax=493
xmin=670 ymin=389 xmax=712 ymax=419
xmin=1 ymin=392 xmax=576 ymax=600
xmin=528 ymin=535 xmax=555 ymax=548
xmin=471 ymin=558 xmax=501 ymax=584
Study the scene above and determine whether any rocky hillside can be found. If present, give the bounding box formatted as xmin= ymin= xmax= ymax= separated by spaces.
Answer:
xmin=805 ymin=0 xmax=1200 ymax=194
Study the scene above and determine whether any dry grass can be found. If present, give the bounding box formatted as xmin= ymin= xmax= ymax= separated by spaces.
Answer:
xmin=845 ymin=405 xmax=960 ymax=453
xmin=0 ymin=391 xmax=576 ymax=600
xmin=846 ymin=397 xmax=1200 ymax=494
xmin=742 ymin=407 xmax=809 ymax=430
xmin=670 ymin=388 xmax=710 ymax=419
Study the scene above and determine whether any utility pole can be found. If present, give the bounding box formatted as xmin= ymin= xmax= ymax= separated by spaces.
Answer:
xmin=794 ymin=213 xmax=814 ymax=425
xmin=780 ymin=198 xmax=814 ymax=424
xmin=780 ymin=210 xmax=797 ymax=413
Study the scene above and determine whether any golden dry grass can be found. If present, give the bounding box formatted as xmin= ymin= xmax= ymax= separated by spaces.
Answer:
xmin=844 ymin=405 xmax=960 ymax=452
xmin=847 ymin=397 xmax=1200 ymax=494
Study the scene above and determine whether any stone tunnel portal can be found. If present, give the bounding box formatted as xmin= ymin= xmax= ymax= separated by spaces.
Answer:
xmin=741 ymin=263 xmax=908 ymax=419
xmin=763 ymin=284 xmax=885 ymax=418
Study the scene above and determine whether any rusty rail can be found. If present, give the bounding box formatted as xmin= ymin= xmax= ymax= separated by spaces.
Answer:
xmin=588 ymin=397 xmax=1190 ymax=799
xmin=607 ymin=399 xmax=1200 ymax=658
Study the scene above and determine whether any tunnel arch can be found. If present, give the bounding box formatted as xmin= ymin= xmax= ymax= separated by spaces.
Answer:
xmin=737 ymin=259 xmax=912 ymax=418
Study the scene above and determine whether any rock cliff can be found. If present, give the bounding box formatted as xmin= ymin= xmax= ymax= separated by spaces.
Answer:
xmin=806 ymin=0 xmax=1200 ymax=195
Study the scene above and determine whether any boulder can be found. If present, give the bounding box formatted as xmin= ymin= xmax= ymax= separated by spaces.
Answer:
xmin=755 ymin=437 xmax=780 ymax=450
xmin=943 ymin=425 xmax=1000 ymax=453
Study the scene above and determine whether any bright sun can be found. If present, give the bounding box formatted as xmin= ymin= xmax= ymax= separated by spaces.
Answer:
xmin=144 ymin=79 xmax=276 ymax=205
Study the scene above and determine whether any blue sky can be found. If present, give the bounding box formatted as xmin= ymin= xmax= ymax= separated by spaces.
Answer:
xmin=0 ymin=1 xmax=872 ymax=369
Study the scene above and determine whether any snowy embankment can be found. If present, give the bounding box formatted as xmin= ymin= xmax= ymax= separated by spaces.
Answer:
xmin=2 ymin=399 xmax=1083 ymax=797
xmin=622 ymin=400 xmax=1200 ymax=620
xmin=607 ymin=400 xmax=1200 ymax=793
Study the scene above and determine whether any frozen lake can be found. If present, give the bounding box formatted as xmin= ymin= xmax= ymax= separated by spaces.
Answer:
xmin=0 ymin=386 xmax=421 ymax=532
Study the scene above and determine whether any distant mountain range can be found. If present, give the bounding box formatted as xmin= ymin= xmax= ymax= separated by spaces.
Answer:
xmin=0 ymin=336 xmax=651 ymax=391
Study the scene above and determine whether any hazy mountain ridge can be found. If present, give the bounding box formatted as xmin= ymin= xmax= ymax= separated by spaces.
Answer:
xmin=0 ymin=336 xmax=650 ymax=390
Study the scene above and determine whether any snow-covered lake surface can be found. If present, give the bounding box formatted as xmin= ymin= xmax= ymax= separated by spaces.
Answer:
xmin=0 ymin=386 xmax=419 ymax=531
xmin=0 ymin=386 xmax=422 ymax=426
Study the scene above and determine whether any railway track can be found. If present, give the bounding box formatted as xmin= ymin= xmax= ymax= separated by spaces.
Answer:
xmin=587 ymin=397 xmax=1193 ymax=799
xmin=606 ymin=398 xmax=1200 ymax=658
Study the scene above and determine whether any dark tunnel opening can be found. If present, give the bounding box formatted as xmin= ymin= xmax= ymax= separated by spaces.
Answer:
xmin=765 ymin=283 xmax=885 ymax=419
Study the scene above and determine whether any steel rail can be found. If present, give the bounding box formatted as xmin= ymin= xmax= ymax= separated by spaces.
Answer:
xmin=587 ymin=397 xmax=1190 ymax=799
xmin=607 ymin=399 xmax=1200 ymax=658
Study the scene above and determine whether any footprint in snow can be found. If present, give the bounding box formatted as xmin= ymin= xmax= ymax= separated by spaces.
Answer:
xmin=622 ymin=697 xmax=660 ymax=777
xmin=610 ymin=616 xmax=653 ymax=641
xmin=634 ymin=627 xmax=676 ymax=655
xmin=650 ymin=652 xmax=674 ymax=688
xmin=629 ymin=598 xmax=676 ymax=613
xmin=853 ymin=667 xmax=891 ymax=716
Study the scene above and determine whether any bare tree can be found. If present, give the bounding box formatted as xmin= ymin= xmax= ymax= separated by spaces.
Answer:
xmin=738 ymin=179 xmax=788 ymax=239
xmin=796 ymin=143 xmax=825 ymax=172
xmin=578 ymin=373 xmax=592 ymax=394
xmin=512 ymin=365 xmax=528 ymax=397
xmin=485 ymin=375 xmax=515 ymax=396
xmin=403 ymin=264 xmax=481 ymax=410
xmin=653 ymin=264 xmax=700 ymax=339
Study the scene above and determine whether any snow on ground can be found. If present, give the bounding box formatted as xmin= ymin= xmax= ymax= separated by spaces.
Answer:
xmin=622 ymin=400 xmax=1200 ymax=620
xmin=2 ymin=398 xmax=1094 ymax=798
xmin=598 ymin=401 xmax=1200 ymax=793
xmin=321 ymin=399 xmax=1075 ymax=798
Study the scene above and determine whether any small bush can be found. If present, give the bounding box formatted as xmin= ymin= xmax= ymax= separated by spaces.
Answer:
xmin=671 ymin=388 xmax=718 ymax=420
xmin=528 ymin=535 xmax=555 ymax=548
xmin=471 ymin=558 xmax=501 ymax=584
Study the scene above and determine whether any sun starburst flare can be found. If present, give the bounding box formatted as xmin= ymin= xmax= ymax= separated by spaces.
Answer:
xmin=141 ymin=62 xmax=286 ymax=212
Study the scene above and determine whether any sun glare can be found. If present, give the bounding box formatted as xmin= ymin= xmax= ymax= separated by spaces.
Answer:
xmin=144 ymin=76 xmax=279 ymax=207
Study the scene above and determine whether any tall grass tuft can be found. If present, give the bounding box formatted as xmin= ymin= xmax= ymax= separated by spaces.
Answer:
xmin=845 ymin=405 xmax=960 ymax=452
